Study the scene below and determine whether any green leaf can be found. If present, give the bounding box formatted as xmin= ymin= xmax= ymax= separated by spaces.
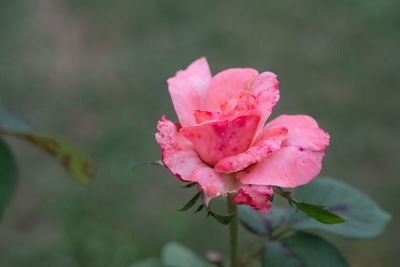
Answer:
xmin=238 ymin=205 xmax=287 ymax=236
xmin=161 ymin=242 xmax=211 ymax=267
xmin=129 ymin=259 xmax=162 ymax=267
xmin=209 ymin=211 xmax=234 ymax=225
xmin=0 ymin=107 xmax=95 ymax=184
xmin=0 ymin=138 xmax=17 ymax=219
xmin=293 ymin=202 xmax=346 ymax=224
xmin=273 ymin=186 xmax=345 ymax=224
xmin=177 ymin=192 xmax=201 ymax=211
xmin=1 ymin=131 xmax=95 ymax=185
xmin=287 ymin=177 xmax=391 ymax=239
xmin=262 ymin=232 xmax=348 ymax=267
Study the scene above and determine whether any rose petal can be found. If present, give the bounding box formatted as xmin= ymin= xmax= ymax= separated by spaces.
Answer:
xmin=191 ymin=167 xmax=240 ymax=198
xmin=231 ymin=184 xmax=273 ymax=213
xmin=214 ymin=126 xmax=288 ymax=173
xmin=238 ymin=146 xmax=325 ymax=188
xmin=155 ymin=116 xmax=208 ymax=181
xmin=204 ymin=68 xmax=259 ymax=112
xmin=181 ymin=114 xmax=260 ymax=166
xmin=195 ymin=91 xmax=257 ymax=123
xmin=167 ymin=57 xmax=212 ymax=127
xmin=193 ymin=110 xmax=229 ymax=124
xmin=250 ymin=72 xmax=280 ymax=139
xmin=265 ymin=115 xmax=330 ymax=151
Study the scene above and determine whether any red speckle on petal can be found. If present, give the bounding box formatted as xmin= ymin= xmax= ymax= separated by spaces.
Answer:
xmin=174 ymin=122 xmax=182 ymax=130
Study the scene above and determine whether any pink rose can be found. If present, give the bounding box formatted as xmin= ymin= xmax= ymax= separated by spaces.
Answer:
xmin=155 ymin=58 xmax=329 ymax=213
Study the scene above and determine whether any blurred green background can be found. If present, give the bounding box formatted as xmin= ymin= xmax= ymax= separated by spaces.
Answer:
xmin=0 ymin=0 xmax=399 ymax=266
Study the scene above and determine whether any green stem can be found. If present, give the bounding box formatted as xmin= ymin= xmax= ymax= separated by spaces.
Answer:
xmin=228 ymin=198 xmax=238 ymax=267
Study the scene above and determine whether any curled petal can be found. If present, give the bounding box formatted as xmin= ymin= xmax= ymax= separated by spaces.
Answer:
xmin=204 ymin=68 xmax=259 ymax=112
xmin=220 ymin=91 xmax=257 ymax=116
xmin=250 ymin=71 xmax=279 ymax=96
xmin=191 ymin=167 xmax=240 ymax=198
xmin=155 ymin=116 xmax=208 ymax=181
xmin=214 ymin=126 xmax=288 ymax=173
xmin=181 ymin=115 xmax=260 ymax=166
xmin=231 ymin=184 xmax=273 ymax=213
xmin=266 ymin=115 xmax=330 ymax=151
xmin=167 ymin=57 xmax=212 ymax=127
xmin=238 ymin=146 xmax=325 ymax=188
xmin=250 ymin=72 xmax=280 ymax=139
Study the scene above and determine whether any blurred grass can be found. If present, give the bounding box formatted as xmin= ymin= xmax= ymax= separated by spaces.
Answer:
xmin=0 ymin=0 xmax=399 ymax=266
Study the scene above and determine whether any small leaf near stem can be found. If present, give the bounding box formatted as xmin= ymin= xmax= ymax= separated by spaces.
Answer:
xmin=287 ymin=177 xmax=391 ymax=238
xmin=294 ymin=202 xmax=346 ymax=224
xmin=272 ymin=186 xmax=346 ymax=224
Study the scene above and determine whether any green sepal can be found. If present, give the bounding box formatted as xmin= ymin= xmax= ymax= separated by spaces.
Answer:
xmin=209 ymin=211 xmax=234 ymax=225
xmin=177 ymin=192 xmax=201 ymax=211
xmin=194 ymin=204 xmax=204 ymax=213
xmin=181 ymin=182 xmax=198 ymax=188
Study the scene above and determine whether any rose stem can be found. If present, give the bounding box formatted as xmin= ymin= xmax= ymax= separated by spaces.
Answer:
xmin=228 ymin=197 xmax=238 ymax=267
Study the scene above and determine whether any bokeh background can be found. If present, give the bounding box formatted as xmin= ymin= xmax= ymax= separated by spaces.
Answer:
xmin=1 ymin=0 xmax=399 ymax=266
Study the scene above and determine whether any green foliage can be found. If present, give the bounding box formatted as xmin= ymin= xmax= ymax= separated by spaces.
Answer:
xmin=239 ymin=177 xmax=391 ymax=240
xmin=293 ymin=202 xmax=346 ymax=224
xmin=287 ymin=177 xmax=391 ymax=239
xmin=161 ymin=242 xmax=211 ymax=267
xmin=0 ymin=138 xmax=17 ymax=219
xmin=262 ymin=233 xmax=348 ymax=267
xmin=0 ymin=106 xmax=95 ymax=184
xmin=131 ymin=242 xmax=213 ymax=267
xmin=177 ymin=190 xmax=233 ymax=225
xmin=238 ymin=205 xmax=286 ymax=236
xmin=129 ymin=259 xmax=162 ymax=267
xmin=239 ymin=176 xmax=390 ymax=265
xmin=273 ymin=186 xmax=345 ymax=225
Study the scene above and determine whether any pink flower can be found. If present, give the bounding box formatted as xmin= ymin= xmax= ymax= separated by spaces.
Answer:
xmin=155 ymin=58 xmax=329 ymax=213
